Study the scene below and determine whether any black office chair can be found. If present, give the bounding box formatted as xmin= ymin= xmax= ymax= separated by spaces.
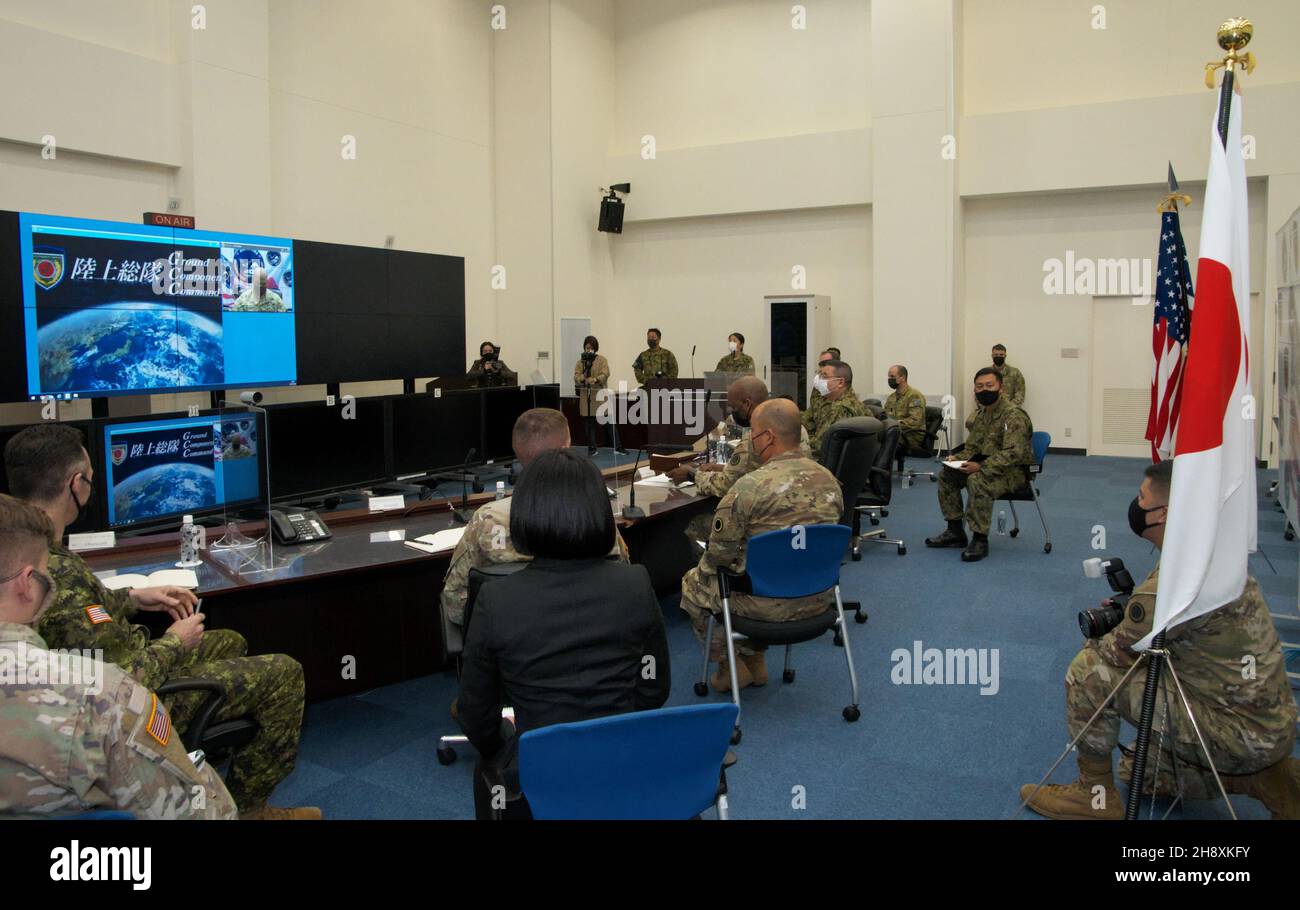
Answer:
xmin=896 ymin=405 xmax=946 ymax=482
xmin=820 ymin=416 xmax=880 ymax=627
xmin=154 ymin=678 xmax=259 ymax=770
xmin=437 ymin=562 xmax=526 ymax=766
xmin=852 ymin=418 xmax=905 ymax=557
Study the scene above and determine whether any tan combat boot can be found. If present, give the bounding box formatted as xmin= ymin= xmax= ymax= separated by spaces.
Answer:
xmin=1224 ymin=757 xmax=1300 ymax=819
xmin=739 ymin=651 xmax=768 ymax=687
xmin=1020 ymin=753 xmax=1123 ymax=820
xmin=241 ymin=805 xmax=323 ymax=820
xmin=710 ymin=657 xmax=753 ymax=693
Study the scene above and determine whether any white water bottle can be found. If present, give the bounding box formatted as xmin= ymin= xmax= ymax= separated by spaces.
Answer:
xmin=178 ymin=515 xmax=204 ymax=567
xmin=996 ymin=509 xmax=1007 ymax=536
xmin=495 ymin=481 xmax=506 ymax=501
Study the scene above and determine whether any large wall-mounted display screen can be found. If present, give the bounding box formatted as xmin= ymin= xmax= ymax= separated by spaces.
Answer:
xmin=18 ymin=212 xmax=298 ymax=400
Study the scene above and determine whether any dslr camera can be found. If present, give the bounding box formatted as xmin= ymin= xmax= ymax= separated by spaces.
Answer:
xmin=1078 ymin=556 xmax=1135 ymax=638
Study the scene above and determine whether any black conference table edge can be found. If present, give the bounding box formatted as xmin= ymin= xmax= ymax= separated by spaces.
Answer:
xmin=79 ymin=460 xmax=712 ymax=702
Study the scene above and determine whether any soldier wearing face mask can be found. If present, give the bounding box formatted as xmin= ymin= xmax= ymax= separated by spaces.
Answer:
xmin=1021 ymin=459 xmax=1300 ymax=820
xmin=714 ymin=332 xmax=756 ymax=376
xmin=989 ymin=344 xmax=1025 ymax=407
xmin=633 ymin=328 xmax=678 ymax=385
xmin=0 ymin=493 xmax=239 ymax=819
xmin=802 ymin=359 xmax=867 ymax=460
xmin=925 ymin=367 xmax=1033 ymax=562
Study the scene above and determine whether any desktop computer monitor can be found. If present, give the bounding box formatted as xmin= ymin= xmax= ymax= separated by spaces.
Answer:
xmin=391 ymin=392 xmax=481 ymax=479
xmin=100 ymin=410 xmax=265 ymax=530
xmin=267 ymin=397 xmax=389 ymax=500
xmin=482 ymin=387 xmax=535 ymax=462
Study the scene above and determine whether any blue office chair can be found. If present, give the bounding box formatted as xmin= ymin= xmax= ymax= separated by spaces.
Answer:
xmin=998 ymin=430 xmax=1053 ymax=554
xmin=58 ymin=809 xmax=134 ymax=820
xmin=694 ymin=524 xmax=861 ymax=744
xmin=517 ymin=703 xmax=739 ymax=820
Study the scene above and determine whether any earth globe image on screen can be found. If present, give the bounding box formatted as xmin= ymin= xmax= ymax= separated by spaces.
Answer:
xmin=114 ymin=462 xmax=216 ymax=525
xmin=37 ymin=302 xmax=224 ymax=393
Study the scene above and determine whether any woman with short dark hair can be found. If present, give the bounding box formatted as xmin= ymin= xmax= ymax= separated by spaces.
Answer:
xmin=457 ymin=449 xmax=670 ymax=819
xmin=573 ymin=335 xmax=622 ymax=455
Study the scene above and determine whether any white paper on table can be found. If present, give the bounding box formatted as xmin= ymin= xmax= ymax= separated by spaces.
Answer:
xmin=101 ymin=568 xmax=199 ymax=591
xmin=942 ymin=460 xmax=967 ymax=470
xmin=406 ymin=526 xmax=467 ymax=554
xmin=634 ymin=473 xmax=675 ymax=486
xmin=370 ymin=529 xmax=406 ymax=543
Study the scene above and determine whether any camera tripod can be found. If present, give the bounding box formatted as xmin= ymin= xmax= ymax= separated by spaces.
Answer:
xmin=1016 ymin=630 xmax=1237 ymax=821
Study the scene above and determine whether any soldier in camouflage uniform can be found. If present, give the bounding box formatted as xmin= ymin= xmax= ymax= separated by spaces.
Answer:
xmin=668 ymin=378 xmax=811 ymax=543
xmin=883 ymin=364 xmax=928 ymax=455
xmin=804 ymin=360 xmax=868 ymax=461
xmin=714 ymin=332 xmax=756 ymax=376
xmin=0 ymin=493 xmax=237 ymax=819
xmin=990 ymin=344 xmax=1025 ymax=407
xmin=800 ymin=350 xmax=838 ymax=436
xmin=229 ymin=266 xmax=288 ymax=313
xmin=441 ymin=408 xmax=629 ymax=626
xmin=3 ymin=424 xmax=314 ymax=819
xmin=925 ymin=368 xmax=1032 ymax=562
xmin=679 ymin=399 xmax=843 ymax=692
xmin=633 ymin=328 xmax=679 ymax=385
xmin=467 ymin=341 xmax=518 ymax=388
xmin=1022 ymin=459 xmax=1300 ymax=819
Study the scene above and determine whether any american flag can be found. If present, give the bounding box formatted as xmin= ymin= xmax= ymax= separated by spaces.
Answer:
xmin=1145 ymin=209 xmax=1193 ymax=461
xmin=147 ymin=694 xmax=171 ymax=746
xmin=84 ymin=604 xmax=112 ymax=625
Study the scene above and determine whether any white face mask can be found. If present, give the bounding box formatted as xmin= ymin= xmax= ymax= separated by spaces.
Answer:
xmin=728 ymin=341 xmax=737 ymax=353
xmin=813 ymin=376 xmax=831 ymax=396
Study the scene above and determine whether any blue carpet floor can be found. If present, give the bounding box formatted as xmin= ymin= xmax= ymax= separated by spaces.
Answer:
xmin=272 ymin=452 xmax=1300 ymax=819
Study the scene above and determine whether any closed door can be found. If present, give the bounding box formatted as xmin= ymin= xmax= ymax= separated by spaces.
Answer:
xmin=1089 ymin=297 xmax=1155 ymax=457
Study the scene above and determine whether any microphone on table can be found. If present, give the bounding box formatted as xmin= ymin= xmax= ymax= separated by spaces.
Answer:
xmin=620 ymin=444 xmax=689 ymax=521
xmin=691 ymin=344 xmax=696 ymax=378
xmin=451 ymin=447 xmax=477 ymax=524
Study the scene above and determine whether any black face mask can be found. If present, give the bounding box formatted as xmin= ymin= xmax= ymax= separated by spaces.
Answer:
xmin=733 ymin=409 xmax=751 ymax=429
xmin=581 ymin=350 xmax=596 ymax=362
xmin=482 ymin=351 xmax=496 ymax=362
xmin=70 ymin=476 xmax=93 ymax=524
xmin=1128 ymin=497 xmax=1164 ymax=538
xmin=887 ymin=378 xmax=899 ymax=390
xmin=992 ymin=356 xmax=1006 ymax=367
xmin=647 ymin=339 xmax=658 ymax=348
xmin=975 ymin=389 xmax=999 ymax=406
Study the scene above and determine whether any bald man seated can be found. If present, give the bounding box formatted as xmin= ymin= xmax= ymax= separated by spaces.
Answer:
xmin=678 ymin=399 xmax=844 ymax=691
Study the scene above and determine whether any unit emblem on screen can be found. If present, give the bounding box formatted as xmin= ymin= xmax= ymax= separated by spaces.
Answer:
xmin=32 ymin=247 xmax=65 ymax=290
xmin=111 ymin=444 xmax=127 ymax=466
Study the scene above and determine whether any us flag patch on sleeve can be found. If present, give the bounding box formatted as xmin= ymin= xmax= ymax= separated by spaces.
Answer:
xmin=146 ymin=693 xmax=171 ymax=747
xmin=85 ymin=604 xmax=112 ymax=625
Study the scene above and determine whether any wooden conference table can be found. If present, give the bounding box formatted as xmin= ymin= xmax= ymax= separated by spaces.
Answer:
xmin=79 ymin=459 xmax=711 ymax=701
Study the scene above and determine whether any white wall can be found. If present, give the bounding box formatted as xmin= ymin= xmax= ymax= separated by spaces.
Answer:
xmin=606 ymin=206 xmax=872 ymax=391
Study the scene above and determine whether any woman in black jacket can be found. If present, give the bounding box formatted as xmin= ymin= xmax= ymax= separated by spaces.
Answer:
xmin=457 ymin=448 xmax=671 ymax=819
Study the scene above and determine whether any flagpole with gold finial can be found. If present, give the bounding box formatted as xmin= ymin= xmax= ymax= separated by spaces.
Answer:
xmin=1205 ymin=17 xmax=1256 ymax=149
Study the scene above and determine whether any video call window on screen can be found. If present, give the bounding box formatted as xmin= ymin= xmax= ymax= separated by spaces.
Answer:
xmin=20 ymin=212 xmax=298 ymax=400
xmin=102 ymin=412 xmax=264 ymax=529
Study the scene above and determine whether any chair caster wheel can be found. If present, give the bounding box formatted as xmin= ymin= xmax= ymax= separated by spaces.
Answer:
xmin=929 ymin=476 xmax=937 ymax=483
xmin=833 ymin=632 xmax=844 ymax=647
xmin=783 ymin=669 xmax=796 ymax=684
xmin=730 ymin=727 xmax=742 ymax=746
xmin=436 ymin=747 xmax=457 ymax=766
xmin=851 ymin=550 xmax=862 ymax=562
xmin=854 ymin=610 xmax=868 ymax=624
xmin=869 ymin=517 xmax=880 ymax=526
xmin=693 ymin=682 xmax=708 ymax=697
xmin=472 ymin=482 xmax=485 ymax=494
xmin=1044 ymin=543 xmax=1052 ymax=553
xmin=1287 ymin=528 xmax=1296 ymax=541
xmin=843 ymin=705 xmax=861 ymax=723
xmin=897 ymin=545 xmax=906 ymax=556
xmin=881 ymin=509 xmax=889 ymax=518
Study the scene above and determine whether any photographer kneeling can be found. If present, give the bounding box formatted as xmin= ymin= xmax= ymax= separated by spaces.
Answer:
xmin=1022 ymin=458 xmax=1300 ymax=819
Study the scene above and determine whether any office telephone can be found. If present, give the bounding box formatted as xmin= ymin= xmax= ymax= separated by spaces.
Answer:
xmin=270 ymin=509 xmax=332 ymax=545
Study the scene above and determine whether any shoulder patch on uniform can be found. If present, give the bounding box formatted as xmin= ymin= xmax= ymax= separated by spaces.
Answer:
xmin=1128 ymin=603 xmax=1145 ymax=623
xmin=85 ymin=604 xmax=112 ymax=625
xmin=728 ymin=453 xmax=741 ymax=466
xmin=145 ymin=693 xmax=171 ymax=747
xmin=713 ymin=517 xmax=725 ymax=533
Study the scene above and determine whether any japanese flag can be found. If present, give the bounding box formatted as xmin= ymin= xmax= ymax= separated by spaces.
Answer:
xmin=1136 ymin=87 xmax=1256 ymax=650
